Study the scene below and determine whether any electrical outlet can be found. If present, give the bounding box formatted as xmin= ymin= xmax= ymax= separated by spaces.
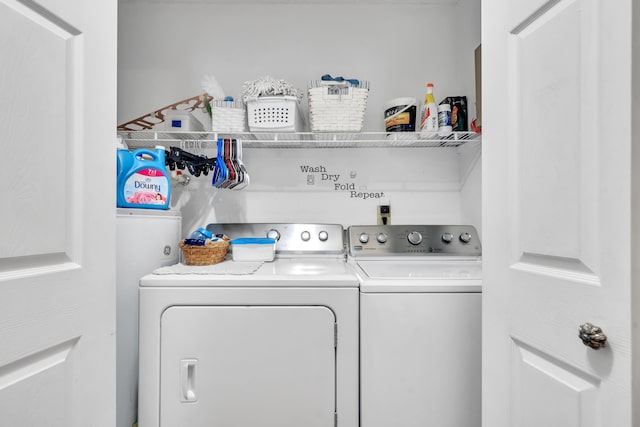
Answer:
xmin=377 ymin=204 xmax=391 ymax=225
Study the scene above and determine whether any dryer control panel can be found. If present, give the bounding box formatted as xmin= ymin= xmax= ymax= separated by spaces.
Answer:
xmin=206 ymin=223 xmax=345 ymax=255
xmin=348 ymin=225 xmax=481 ymax=257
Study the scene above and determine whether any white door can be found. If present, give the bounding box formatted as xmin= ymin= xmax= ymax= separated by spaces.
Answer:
xmin=483 ymin=0 xmax=634 ymax=426
xmin=160 ymin=306 xmax=336 ymax=427
xmin=0 ymin=0 xmax=117 ymax=425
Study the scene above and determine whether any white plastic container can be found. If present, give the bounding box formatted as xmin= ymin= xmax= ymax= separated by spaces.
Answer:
xmin=246 ymin=96 xmax=303 ymax=132
xmin=384 ymin=97 xmax=416 ymax=132
xmin=230 ymin=238 xmax=276 ymax=262
xmin=164 ymin=109 xmax=205 ymax=132
xmin=438 ymin=103 xmax=452 ymax=136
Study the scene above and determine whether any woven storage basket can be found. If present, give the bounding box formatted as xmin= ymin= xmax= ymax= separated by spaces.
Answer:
xmin=246 ymin=96 xmax=303 ymax=132
xmin=211 ymin=100 xmax=247 ymax=133
xmin=308 ymin=81 xmax=369 ymax=132
xmin=179 ymin=238 xmax=230 ymax=266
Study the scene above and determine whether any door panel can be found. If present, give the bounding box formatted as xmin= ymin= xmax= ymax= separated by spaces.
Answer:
xmin=508 ymin=0 xmax=554 ymax=32
xmin=0 ymin=339 xmax=76 ymax=425
xmin=160 ymin=306 xmax=336 ymax=427
xmin=511 ymin=0 xmax=598 ymax=272
xmin=511 ymin=339 xmax=599 ymax=427
xmin=483 ymin=0 xmax=632 ymax=425
xmin=0 ymin=1 xmax=76 ymax=265
xmin=0 ymin=0 xmax=116 ymax=425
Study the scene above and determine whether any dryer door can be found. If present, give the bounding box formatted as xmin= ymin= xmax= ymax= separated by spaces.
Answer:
xmin=160 ymin=305 xmax=336 ymax=427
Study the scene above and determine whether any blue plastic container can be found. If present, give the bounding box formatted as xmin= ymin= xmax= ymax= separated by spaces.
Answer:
xmin=117 ymin=145 xmax=171 ymax=210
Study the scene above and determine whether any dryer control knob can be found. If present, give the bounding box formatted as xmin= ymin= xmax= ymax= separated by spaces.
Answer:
xmin=441 ymin=232 xmax=454 ymax=243
xmin=301 ymin=231 xmax=311 ymax=241
xmin=407 ymin=231 xmax=423 ymax=245
xmin=376 ymin=233 xmax=388 ymax=244
xmin=318 ymin=231 xmax=329 ymax=241
xmin=267 ymin=229 xmax=280 ymax=241
xmin=459 ymin=232 xmax=472 ymax=243
xmin=359 ymin=233 xmax=370 ymax=244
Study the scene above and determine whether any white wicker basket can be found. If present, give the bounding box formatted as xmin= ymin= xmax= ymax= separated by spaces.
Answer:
xmin=246 ymin=95 xmax=303 ymax=132
xmin=308 ymin=81 xmax=369 ymax=132
xmin=211 ymin=100 xmax=247 ymax=133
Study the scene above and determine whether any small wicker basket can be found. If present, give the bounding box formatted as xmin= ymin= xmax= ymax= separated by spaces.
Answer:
xmin=308 ymin=80 xmax=369 ymax=132
xmin=179 ymin=238 xmax=230 ymax=266
xmin=211 ymin=100 xmax=247 ymax=133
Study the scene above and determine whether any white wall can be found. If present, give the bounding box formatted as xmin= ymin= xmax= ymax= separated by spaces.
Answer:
xmin=117 ymin=0 xmax=482 ymax=234
xmin=167 ymin=145 xmax=479 ymax=233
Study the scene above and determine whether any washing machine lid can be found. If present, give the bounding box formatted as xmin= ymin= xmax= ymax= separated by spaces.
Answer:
xmin=355 ymin=259 xmax=482 ymax=293
xmin=357 ymin=259 xmax=482 ymax=279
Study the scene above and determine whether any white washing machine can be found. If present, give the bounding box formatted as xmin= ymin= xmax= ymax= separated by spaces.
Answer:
xmin=348 ymin=225 xmax=482 ymax=427
xmin=138 ymin=223 xmax=359 ymax=427
xmin=116 ymin=208 xmax=181 ymax=427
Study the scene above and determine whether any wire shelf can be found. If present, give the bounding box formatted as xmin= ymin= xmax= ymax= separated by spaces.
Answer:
xmin=118 ymin=130 xmax=481 ymax=149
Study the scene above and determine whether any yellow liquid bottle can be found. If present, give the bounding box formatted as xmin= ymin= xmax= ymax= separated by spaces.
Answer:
xmin=420 ymin=83 xmax=438 ymax=132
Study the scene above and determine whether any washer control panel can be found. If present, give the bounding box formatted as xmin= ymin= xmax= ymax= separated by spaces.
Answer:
xmin=206 ymin=223 xmax=345 ymax=255
xmin=348 ymin=225 xmax=481 ymax=256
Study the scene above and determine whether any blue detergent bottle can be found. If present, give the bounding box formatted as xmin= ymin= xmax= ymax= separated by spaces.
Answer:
xmin=117 ymin=149 xmax=133 ymax=186
xmin=116 ymin=136 xmax=133 ymax=203
xmin=117 ymin=145 xmax=171 ymax=210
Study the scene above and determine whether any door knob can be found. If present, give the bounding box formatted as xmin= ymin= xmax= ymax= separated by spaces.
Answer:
xmin=579 ymin=323 xmax=607 ymax=349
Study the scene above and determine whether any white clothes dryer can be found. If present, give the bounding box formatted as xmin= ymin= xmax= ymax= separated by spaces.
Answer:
xmin=348 ymin=225 xmax=482 ymax=427
xmin=138 ymin=223 xmax=359 ymax=427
